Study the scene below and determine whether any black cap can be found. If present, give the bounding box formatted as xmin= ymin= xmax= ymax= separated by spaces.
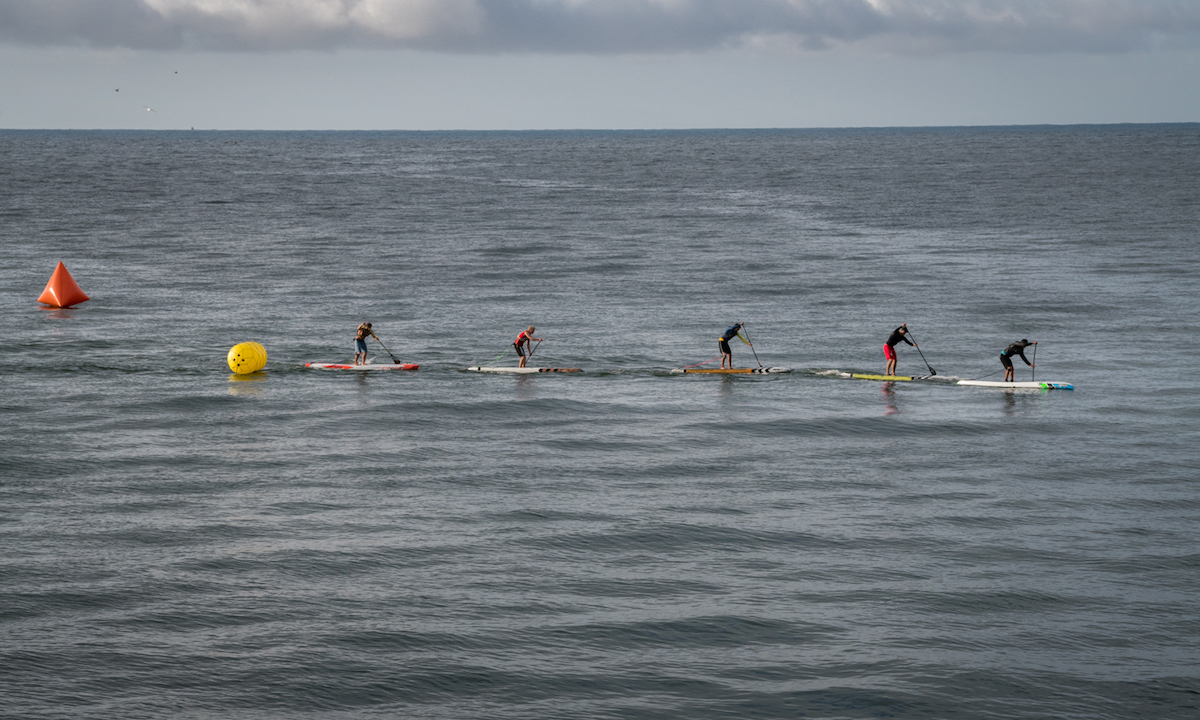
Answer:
xmin=1021 ymin=338 xmax=1028 ymax=343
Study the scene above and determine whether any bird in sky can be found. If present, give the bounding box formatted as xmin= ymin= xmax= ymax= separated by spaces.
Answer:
xmin=145 ymin=107 xmax=156 ymax=112
xmin=114 ymin=88 xmax=119 ymax=92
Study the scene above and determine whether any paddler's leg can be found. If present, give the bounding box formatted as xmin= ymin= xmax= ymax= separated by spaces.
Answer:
xmin=1001 ymin=353 xmax=1013 ymax=382
xmin=516 ymin=342 xmax=526 ymax=368
xmin=355 ymin=338 xmax=367 ymax=365
xmin=884 ymin=343 xmax=897 ymax=376
xmin=719 ymin=339 xmax=732 ymax=368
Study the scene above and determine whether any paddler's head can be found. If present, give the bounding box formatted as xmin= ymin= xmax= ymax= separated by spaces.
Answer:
xmin=528 ymin=326 xmax=536 ymax=333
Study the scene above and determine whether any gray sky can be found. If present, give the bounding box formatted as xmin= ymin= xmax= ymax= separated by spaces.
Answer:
xmin=1 ymin=0 xmax=1198 ymax=129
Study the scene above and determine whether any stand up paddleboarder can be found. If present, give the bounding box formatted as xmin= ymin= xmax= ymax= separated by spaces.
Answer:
xmin=719 ymin=323 xmax=750 ymax=369
xmin=884 ymin=324 xmax=916 ymax=376
xmin=354 ymin=322 xmax=376 ymax=366
xmin=514 ymin=326 xmax=543 ymax=368
xmin=1001 ymin=339 xmax=1036 ymax=382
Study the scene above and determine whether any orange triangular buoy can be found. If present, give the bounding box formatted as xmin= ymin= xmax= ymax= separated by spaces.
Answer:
xmin=38 ymin=262 xmax=90 ymax=308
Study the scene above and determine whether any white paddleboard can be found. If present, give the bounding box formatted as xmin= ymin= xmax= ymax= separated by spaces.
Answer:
xmin=307 ymin=362 xmax=419 ymax=371
xmin=669 ymin=367 xmax=792 ymax=374
xmin=957 ymin=380 xmax=1073 ymax=390
xmin=466 ymin=366 xmax=583 ymax=373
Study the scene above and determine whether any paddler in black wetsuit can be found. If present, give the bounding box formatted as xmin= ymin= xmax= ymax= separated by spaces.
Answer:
xmin=884 ymin=323 xmax=916 ymax=377
xmin=1001 ymin=339 xmax=1036 ymax=381
xmin=719 ymin=323 xmax=749 ymax=369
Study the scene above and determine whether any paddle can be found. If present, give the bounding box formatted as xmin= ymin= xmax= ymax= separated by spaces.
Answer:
xmin=373 ymin=335 xmax=403 ymax=365
xmin=527 ymin=339 xmax=542 ymax=362
xmin=1032 ymin=341 xmax=1037 ymax=382
xmin=741 ymin=324 xmax=763 ymax=368
xmin=905 ymin=329 xmax=936 ymax=376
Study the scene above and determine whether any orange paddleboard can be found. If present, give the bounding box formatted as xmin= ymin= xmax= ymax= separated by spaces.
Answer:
xmin=38 ymin=262 xmax=90 ymax=308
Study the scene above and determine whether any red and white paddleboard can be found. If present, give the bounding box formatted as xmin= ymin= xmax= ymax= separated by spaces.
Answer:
xmin=306 ymin=362 xmax=418 ymax=371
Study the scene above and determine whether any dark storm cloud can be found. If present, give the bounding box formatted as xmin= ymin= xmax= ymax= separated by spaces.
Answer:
xmin=0 ymin=1 xmax=1197 ymax=54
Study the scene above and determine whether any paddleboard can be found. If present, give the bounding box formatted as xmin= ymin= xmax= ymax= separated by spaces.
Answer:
xmin=852 ymin=373 xmax=921 ymax=381
xmin=957 ymin=380 xmax=1073 ymax=390
xmin=307 ymin=362 xmax=418 ymax=371
xmin=670 ymin=367 xmax=793 ymax=374
xmin=466 ymin=366 xmax=583 ymax=373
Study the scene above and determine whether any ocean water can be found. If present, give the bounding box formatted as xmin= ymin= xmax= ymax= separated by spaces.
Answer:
xmin=1 ymin=126 xmax=1198 ymax=719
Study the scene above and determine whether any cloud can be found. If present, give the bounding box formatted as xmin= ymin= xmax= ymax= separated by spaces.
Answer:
xmin=0 ymin=0 xmax=1197 ymax=54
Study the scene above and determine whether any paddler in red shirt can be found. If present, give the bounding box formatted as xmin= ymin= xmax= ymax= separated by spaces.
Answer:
xmin=513 ymin=326 xmax=543 ymax=368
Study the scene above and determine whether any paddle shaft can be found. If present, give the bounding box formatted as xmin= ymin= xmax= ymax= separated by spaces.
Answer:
xmin=373 ymin=335 xmax=402 ymax=364
xmin=741 ymin=325 xmax=763 ymax=367
xmin=906 ymin=330 xmax=936 ymax=376
xmin=527 ymin=339 xmax=542 ymax=360
xmin=1032 ymin=342 xmax=1037 ymax=381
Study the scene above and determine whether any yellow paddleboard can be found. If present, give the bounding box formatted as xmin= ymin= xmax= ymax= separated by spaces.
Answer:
xmin=852 ymin=374 xmax=913 ymax=381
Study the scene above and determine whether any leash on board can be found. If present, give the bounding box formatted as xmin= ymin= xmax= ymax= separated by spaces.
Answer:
xmin=741 ymin=323 xmax=763 ymax=368
xmin=683 ymin=355 xmax=723 ymax=369
xmin=906 ymin=329 xmax=936 ymax=376
xmin=476 ymin=345 xmax=510 ymax=367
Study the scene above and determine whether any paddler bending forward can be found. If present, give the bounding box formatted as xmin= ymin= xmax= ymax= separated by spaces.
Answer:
xmin=354 ymin=322 xmax=376 ymax=366
xmin=884 ymin=323 xmax=916 ymax=376
xmin=719 ymin=323 xmax=750 ymax=369
xmin=514 ymin=326 xmax=543 ymax=368
xmin=1001 ymin=339 xmax=1036 ymax=382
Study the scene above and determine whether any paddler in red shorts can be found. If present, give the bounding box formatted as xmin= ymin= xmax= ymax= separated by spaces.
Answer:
xmin=884 ymin=323 xmax=916 ymax=376
xmin=513 ymin=326 xmax=543 ymax=368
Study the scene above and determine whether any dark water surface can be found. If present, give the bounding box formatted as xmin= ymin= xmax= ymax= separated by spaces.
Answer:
xmin=2 ymin=126 xmax=1199 ymax=719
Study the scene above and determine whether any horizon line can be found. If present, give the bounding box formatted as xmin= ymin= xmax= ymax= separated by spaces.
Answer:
xmin=2 ymin=121 xmax=1198 ymax=134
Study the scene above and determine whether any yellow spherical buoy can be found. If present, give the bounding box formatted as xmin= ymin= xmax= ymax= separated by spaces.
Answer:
xmin=227 ymin=342 xmax=267 ymax=374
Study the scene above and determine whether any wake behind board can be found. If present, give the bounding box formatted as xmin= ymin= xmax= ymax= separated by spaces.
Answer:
xmin=467 ymin=366 xmax=582 ymax=373
xmin=307 ymin=362 xmax=418 ymax=371
xmin=958 ymin=380 xmax=1073 ymax=390
xmin=670 ymin=367 xmax=792 ymax=374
